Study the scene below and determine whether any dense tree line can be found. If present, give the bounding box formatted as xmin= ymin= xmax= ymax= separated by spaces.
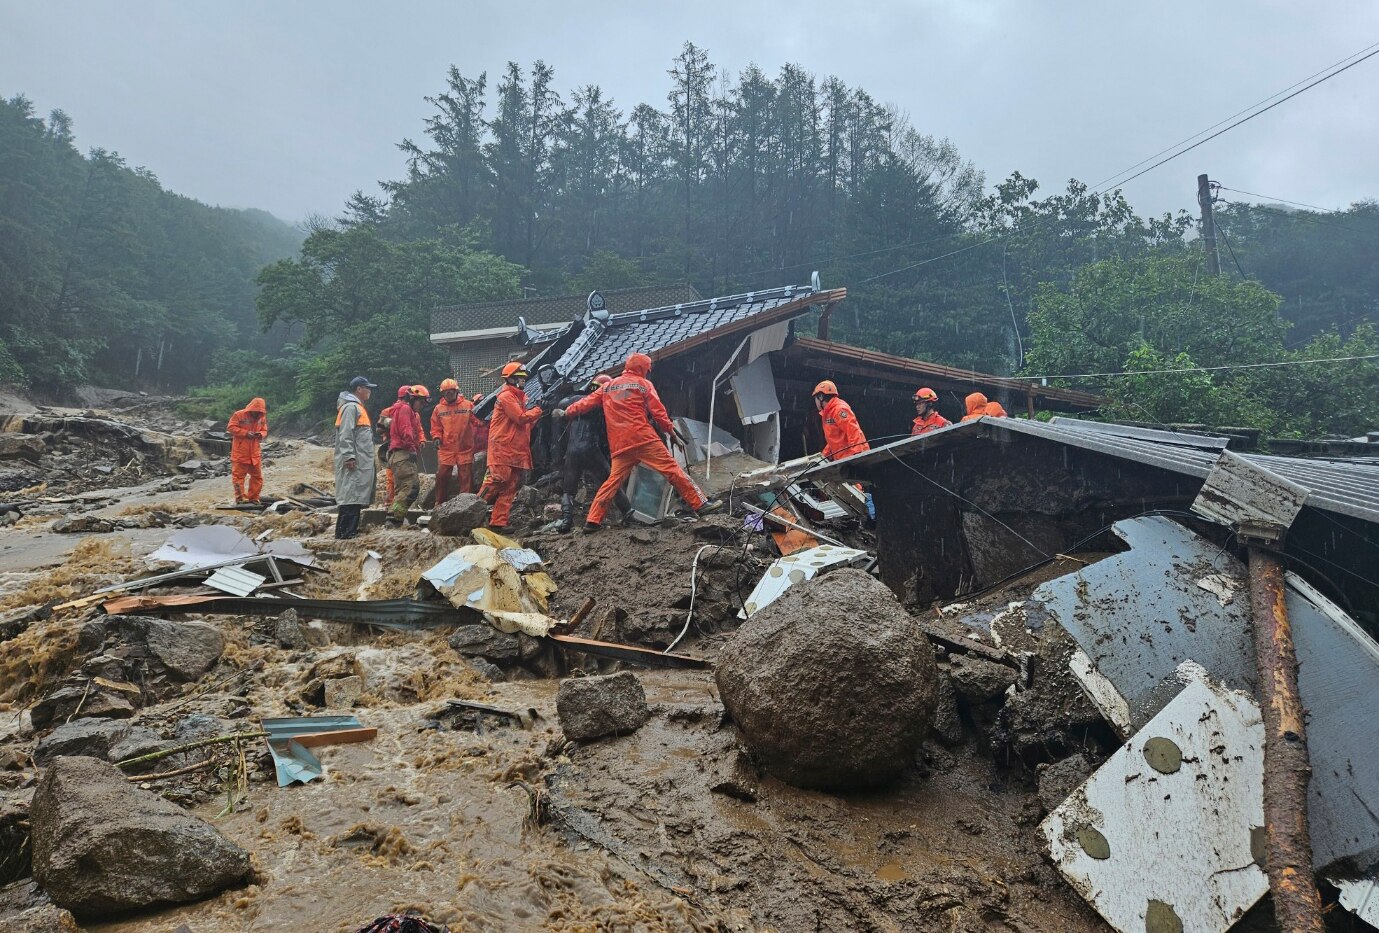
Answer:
xmin=0 ymin=94 xmax=302 ymax=393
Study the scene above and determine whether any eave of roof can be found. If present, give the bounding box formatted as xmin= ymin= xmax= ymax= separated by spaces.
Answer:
xmin=805 ymin=417 xmax=1379 ymax=525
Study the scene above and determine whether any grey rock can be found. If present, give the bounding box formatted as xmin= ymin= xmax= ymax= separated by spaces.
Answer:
xmin=0 ymin=435 xmax=43 ymax=463
xmin=30 ymin=756 xmax=251 ymax=917
xmin=173 ymin=715 xmax=228 ymax=742
xmin=429 ymin=493 xmax=489 ymax=537
xmin=448 ymin=624 xmax=521 ymax=661
xmin=715 ymin=569 xmax=939 ymax=791
xmin=106 ymin=729 xmax=168 ymax=765
xmin=930 ymin=671 xmax=965 ymax=746
xmin=948 ymin=654 xmax=1018 ymax=705
xmin=177 ymin=459 xmax=204 ymax=472
xmin=273 ymin=609 xmax=306 ymax=650
xmin=1036 ymin=752 xmax=1097 ymax=814
xmin=51 ymin=515 xmax=115 ymax=534
xmin=709 ymin=751 xmax=760 ymax=802
xmin=467 ymin=657 xmax=505 ymax=682
xmin=33 ymin=719 xmax=161 ymax=766
xmin=107 ymin=616 xmax=223 ymax=682
xmin=29 ymin=685 xmax=136 ymax=731
xmin=323 ymin=676 xmax=363 ymax=709
xmin=0 ymin=880 xmax=79 ymax=932
xmin=556 ymin=671 xmax=651 ymax=742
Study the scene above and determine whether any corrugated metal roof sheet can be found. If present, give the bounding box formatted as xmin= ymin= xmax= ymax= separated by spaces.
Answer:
xmin=807 ymin=417 xmax=1379 ymax=525
xmin=431 ymin=283 xmax=702 ymax=337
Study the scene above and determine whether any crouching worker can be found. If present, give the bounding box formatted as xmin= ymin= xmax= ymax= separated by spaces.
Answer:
xmin=478 ymin=362 xmax=543 ymax=531
xmin=552 ymin=373 xmax=630 ymax=533
xmin=557 ymin=352 xmax=722 ymax=533
xmin=227 ymin=397 xmax=268 ymax=503
xmin=334 ymin=376 xmax=377 ymax=540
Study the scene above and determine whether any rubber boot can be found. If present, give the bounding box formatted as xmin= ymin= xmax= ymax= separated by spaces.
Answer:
xmin=556 ymin=493 xmax=574 ymax=534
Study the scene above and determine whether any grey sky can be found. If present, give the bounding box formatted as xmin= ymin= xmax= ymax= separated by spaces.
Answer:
xmin=4 ymin=0 xmax=1377 ymax=226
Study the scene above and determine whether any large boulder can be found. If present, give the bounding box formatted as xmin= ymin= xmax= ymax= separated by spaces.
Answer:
xmin=448 ymin=624 xmax=521 ymax=662
xmin=715 ymin=569 xmax=939 ymax=790
xmin=30 ymin=756 xmax=251 ymax=917
xmin=556 ymin=672 xmax=651 ymax=742
xmin=32 ymin=719 xmax=163 ymax=766
xmin=29 ymin=684 xmax=136 ymax=731
xmin=0 ymin=435 xmax=43 ymax=463
xmin=429 ymin=493 xmax=489 ymax=537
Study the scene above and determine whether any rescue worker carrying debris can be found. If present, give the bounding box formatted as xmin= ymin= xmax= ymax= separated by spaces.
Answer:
xmin=479 ymin=362 xmax=543 ymax=531
xmin=552 ymin=373 xmax=630 ymax=533
xmin=334 ymin=376 xmax=377 ymax=540
xmin=910 ymin=387 xmax=950 ymax=436
xmin=557 ymin=352 xmax=722 ymax=532
xmin=226 ymin=397 xmax=268 ymax=503
xmin=383 ymin=385 xmax=426 ymax=526
xmin=961 ymin=392 xmax=1008 ymax=422
xmin=431 ymin=378 xmax=476 ymax=505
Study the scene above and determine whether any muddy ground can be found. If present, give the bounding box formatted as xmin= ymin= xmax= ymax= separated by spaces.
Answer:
xmin=0 ymin=401 xmax=1351 ymax=931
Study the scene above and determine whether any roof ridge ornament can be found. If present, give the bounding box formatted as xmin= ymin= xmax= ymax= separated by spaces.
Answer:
xmin=586 ymin=290 xmax=609 ymax=324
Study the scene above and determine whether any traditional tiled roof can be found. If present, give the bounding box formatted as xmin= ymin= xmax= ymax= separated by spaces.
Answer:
xmin=430 ymin=283 xmax=702 ymax=339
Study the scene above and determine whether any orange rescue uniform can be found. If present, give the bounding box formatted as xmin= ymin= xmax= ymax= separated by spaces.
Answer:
xmin=431 ymin=396 xmax=476 ymax=502
xmin=227 ymin=397 xmax=267 ymax=502
xmin=818 ymin=396 xmax=870 ymax=461
xmin=911 ymin=410 xmax=951 ymax=435
xmin=478 ymin=384 xmax=543 ymax=527
xmin=961 ymin=392 xmax=989 ymax=422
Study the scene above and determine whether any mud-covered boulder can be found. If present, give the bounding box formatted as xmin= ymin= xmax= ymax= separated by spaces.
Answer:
xmin=429 ymin=493 xmax=488 ymax=537
xmin=30 ymin=757 xmax=251 ymax=917
xmin=947 ymin=653 xmax=1017 ymax=705
xmin=116 ymin=616 xmax=224 ymax=682
xmin=29 ymin=684 xmax=136 ymax=731
xmin=716 ymin=569 xmax=939 ymax=790
xmin=32 ymin=719 xmax=162 ymax=766
xmin=556 ymin=672 xmax=650 ymax=742
xmin=0 ymin=435 xmax=43 ymax=463
xmin=448 ymin=624 xmax=521 ymax=662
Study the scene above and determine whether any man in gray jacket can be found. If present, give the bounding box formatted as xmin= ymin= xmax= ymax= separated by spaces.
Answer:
xmin=334 ymin=376 xmax=377 ymax=539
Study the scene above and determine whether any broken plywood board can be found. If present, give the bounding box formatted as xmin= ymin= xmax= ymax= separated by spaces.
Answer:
xmin=1040 ymin=515 xmax=1379 ymax=871
xmin=1040 ymin=671 xmax=1268 ymax=932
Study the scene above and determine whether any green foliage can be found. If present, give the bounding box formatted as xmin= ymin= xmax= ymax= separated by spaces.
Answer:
xmin=233 ymin=223 xmax=522 ymax=422
xmin=0 ymin=94 xmax=303 ymax=394
xmin=1027 ymin=254 xmax=1379 ymax=436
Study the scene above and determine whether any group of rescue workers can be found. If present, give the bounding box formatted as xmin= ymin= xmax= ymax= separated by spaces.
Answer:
xmin=224 ymin=351 xmax=1006 ymax=542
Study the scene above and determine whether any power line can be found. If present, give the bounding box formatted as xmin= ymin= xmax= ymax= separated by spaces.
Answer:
xmin=854 ymin=237 xmax=998 ymax=284
xmin=1090 ymin=40 xmax=1379 ymax=193
xmin=1021 ymin=353 xmax=1379 ymax=382
xmin=1102 ymin=44 xmax=1379 ymax=194
xmin=1216 ymin=186 xmax=1346 ymax=214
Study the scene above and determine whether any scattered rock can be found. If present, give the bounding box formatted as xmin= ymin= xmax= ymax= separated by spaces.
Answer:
xmin=273 ymin=609 xmax=306 ymax=650
xmin=32 ymin=719 xmax=161 ymax=766
xmin=715 ymin=569 xmax=939 ymax=791
xmin=29 ymin=684 xmax=136 ymax=731
xmin=948 ymin=654 xmax=1018 ymax=705
xmin=0 ymin=435 xmax=43 ymax=463
xmin=173 ymin=714 xmax=229 ymax=742
xmin=50 ymin=515 xmax=116 ymax=534
xmin=30 ymin=756 xmax=252 ymax=917
xmin=103 ymin=616 xmax=224 ymax=684
xmin=709 ymin=751 xmax=761 ymax=802
xmin=1036 ymin=752 xmax=1097 ymax=815
xmin=0 ymin=880 xmax=79 ymax=932
xmin=429 ymin=493 xmax=489 ymax=537
xmin=556 ymin=672 xmax=651 ymax=742
xmin=467 ymin=657 xmax=505 ymax=682
xmin=448 ymin=624 xmax=521 ymax=662
xmin=324 ymin=676 xmax=364 ymax=709
xmin=177 ymin=459 xmax=204 ymax=472
xmin=930 ymin=671 xmax=965 ymax=746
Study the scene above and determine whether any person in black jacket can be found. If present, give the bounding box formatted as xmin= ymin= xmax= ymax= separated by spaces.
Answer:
xmin=554 ymin=375 xmax=630 ymax=533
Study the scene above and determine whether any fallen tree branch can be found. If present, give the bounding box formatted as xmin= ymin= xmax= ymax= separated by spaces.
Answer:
xmin=113 ymin=731 xmax=268 ymax=770
xmin=125 ymin=759 xmax=215 ymax=783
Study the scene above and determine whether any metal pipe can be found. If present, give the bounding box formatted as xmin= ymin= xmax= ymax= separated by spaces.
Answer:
xmin=1248 ymin=546 xmax=1324 ymax=932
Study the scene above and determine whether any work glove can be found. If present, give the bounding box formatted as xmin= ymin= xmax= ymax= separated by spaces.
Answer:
xmin=669 ymin=427 xmax=688 ymax=451
xmin=552 ymin=409 xmax=566 ymax=419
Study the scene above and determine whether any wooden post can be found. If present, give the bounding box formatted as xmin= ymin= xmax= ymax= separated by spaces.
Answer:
xmin=1198 ymin=174 xmax=1222 ymax=277
xmin=1248 ymin=547 xmax=1324 ymax=932
xmin=1026 ymin=390 xmax=1036 ymax=419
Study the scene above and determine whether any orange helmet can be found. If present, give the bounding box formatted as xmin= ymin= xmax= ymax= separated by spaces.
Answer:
xmin=913 ymin=387 xmax=938 ymax=402
xmin=501 ymin=361 xmax=529 ymax=380
xmin=812 ymin=380 xmax=838 ymax=397
xmin=439 ymin=378 xmax=459 ymax=393
xmin=410 ymin=384 xmax=430 ymax=399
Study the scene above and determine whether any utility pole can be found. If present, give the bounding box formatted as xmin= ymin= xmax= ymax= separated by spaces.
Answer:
xmin=1197 ymin=173 xmax=1222 ymax=276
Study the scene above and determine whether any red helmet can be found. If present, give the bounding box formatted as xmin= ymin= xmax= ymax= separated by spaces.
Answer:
xmin=913 ymin=387 xmax=938 ymax=402
xmin=812 ymin=380 xmax=838 ymax=398
xmin=396 ymin=385 xmax=412 ymax=400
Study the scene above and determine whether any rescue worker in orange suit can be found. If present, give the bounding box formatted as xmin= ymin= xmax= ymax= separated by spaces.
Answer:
xmin=961 ymin=392 xmax=1009 ymax=421
xmin=383 ymin=385 xmax=425 ymax=526
xmin=812 ymin=380 xmax=874 ymax=521
xmin=378 ymin=385 xmax=410 ymax=506
xmin=478 ymin=362 xmax=544 ymax=530
xmin=227 ymin=397 xmax=268 ymax=503
xmin=557 ymin=353 xmax=722 ymax=533
xmin=431 ymin=378 xmax=475 ymax=504
xmin=551 ymin=373 xmax=630 ymax=533
xmin=910 ymin=387 xmax=951 ymax=436
xmin=470 ymin=393 xmax=490 ymax=490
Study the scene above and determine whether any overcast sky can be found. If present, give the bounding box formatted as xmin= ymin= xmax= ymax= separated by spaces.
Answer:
xmin=4 ymin=1 xmax=1377 ymax=226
